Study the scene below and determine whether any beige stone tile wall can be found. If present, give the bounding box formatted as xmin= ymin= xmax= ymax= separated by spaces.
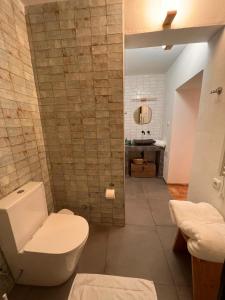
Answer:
xmin=0 ymin=0 xmax=53 ymax=294
xmin=26 ymin=0 xmax=125 ymax=225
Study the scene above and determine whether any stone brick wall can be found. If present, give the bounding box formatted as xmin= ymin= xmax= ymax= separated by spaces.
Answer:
xmin=26 ymin=0 xmax=125 ymax=225
xmin=0 ymin=0 xmax=53 ymax=295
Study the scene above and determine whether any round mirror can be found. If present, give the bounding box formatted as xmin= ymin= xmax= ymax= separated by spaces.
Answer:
xmin=133 ymin=104 xmax=152 ymax=125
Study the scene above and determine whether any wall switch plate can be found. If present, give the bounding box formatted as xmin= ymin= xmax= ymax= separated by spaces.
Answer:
xmin=212 ymin=178 xmax=222 ymax=190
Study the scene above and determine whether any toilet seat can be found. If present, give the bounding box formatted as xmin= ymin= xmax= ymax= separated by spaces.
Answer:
xmin=23 ymin=213 xmax=89 ymax=255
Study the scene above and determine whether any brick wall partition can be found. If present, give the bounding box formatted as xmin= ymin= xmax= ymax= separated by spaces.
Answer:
xmin=0 ymin=0 xmax=53 ymax=295
xmin=26 ymin=0 xmax=125 ymax=225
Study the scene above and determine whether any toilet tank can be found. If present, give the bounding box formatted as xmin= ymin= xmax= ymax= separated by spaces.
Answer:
xmin=0 ymin=182 xmax=48 ymax=252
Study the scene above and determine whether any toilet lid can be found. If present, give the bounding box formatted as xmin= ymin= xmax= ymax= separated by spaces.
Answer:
xmin=23 ymin=213 xmax=89 ymax=254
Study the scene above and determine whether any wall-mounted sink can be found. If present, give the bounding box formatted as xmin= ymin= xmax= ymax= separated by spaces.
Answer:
xmin=133 ymin=139 xmax=155 ymax=146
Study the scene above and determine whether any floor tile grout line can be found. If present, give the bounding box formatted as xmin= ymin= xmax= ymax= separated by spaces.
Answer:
xmin=140 ymin=178 xmax=181 ymax=299
xmin=103 ymin=226 xmax=111 ymax=274
xmin=156 ymin=226 xmax=182 ymax=300
xmin=140 ymin=180 xmax=158 ymax=227
xmin=125 ymin=182 xmax=157 ymax=227
xmin=140 ymin=180 xmax=173 ymax=227
xmin=125 ymin=223 xmax=157 ymax=229
xmin=174 ymin=284 xmax=193 ymax=300
xmin=125 ymin=178 xmax=180 ymax=291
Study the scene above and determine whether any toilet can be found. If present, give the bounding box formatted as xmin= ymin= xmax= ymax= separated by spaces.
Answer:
xmin=0 ymin=181 xmax=89 ymax=286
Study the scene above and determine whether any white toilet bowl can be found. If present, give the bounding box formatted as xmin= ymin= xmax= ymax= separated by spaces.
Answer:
xmin=0 ymin=182 xmax=89 ymax=286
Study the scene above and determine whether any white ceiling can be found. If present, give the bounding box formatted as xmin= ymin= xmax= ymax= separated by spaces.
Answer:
xmin=125 ymin=26 xmax=223 ymax=49
xmin=125 ymin=45 xmax=186 ymax=75
xmin=178 ymin=71 xmax=203 ymax=91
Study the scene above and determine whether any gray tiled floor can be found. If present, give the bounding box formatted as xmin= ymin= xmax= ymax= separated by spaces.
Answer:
xmin=9 ymin=177 xmax=192 ymax=300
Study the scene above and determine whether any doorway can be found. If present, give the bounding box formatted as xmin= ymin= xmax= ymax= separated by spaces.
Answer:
xmin=123 ymin=30 xmax=219 ymax=299
xmin=167 ymin=71 xmax=203 ymax=198
xmin=124 ymin=43 xmax=206 ymax=201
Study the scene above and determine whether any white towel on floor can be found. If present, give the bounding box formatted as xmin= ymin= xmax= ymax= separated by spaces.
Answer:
xmin=68 ymin=274 xmax=158 ymax=300
xmin=169 ymin=200 xmax=224 ymax=227
xmin=181 ymin=221 xmax=225 ymax=263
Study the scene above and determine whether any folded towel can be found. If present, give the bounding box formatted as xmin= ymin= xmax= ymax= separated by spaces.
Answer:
xmin=181 ymin=221 xmax=225 ymax=263
xmin=169 ymin=200 xmax=224 ymax=227
xmin=68 ymin=274 xmax=158 ymax=300
xmin=154 ymin=140 xmax=166 ymax=148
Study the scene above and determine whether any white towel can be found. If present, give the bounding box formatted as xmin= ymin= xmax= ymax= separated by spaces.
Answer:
xmin=181 ymin=221 xmax=225 ymax=263
xmin=169 ymin=200 xmax=225 ymax=262
xmin=68 ymin=274 xmax=158 ymax=300
xmin=169 ymin=200 xmax=224 ymax=228
xmin=154 ymin=140 xmax=166 ymax=148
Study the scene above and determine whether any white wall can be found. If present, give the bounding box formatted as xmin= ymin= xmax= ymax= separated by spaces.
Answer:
xmin=125 ymin=45 xmax=185 ymax=75
xmin=125 ymin=74 xmax=165 ymax=140
xmin=188 ymin=29 xmax=225 ymax=217
xmin=163 ymin=42 xmax=209 ymax=182
xmin=168 ymin=87 xmax=201 ymax=184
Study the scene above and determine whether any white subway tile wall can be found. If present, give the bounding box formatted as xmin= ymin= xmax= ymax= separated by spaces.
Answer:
xmin=125 ymin=74 xmax=165 ymax=141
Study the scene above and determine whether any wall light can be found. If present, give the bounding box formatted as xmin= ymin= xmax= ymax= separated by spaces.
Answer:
xmin=162 ymin=0 xmax=178 ymax=28
xmin=162 ymin=10 xmax=177 ymax=28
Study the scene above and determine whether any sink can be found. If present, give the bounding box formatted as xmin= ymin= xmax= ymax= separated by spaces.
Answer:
xmin=133 ymin=139 xmax=155 ymax=146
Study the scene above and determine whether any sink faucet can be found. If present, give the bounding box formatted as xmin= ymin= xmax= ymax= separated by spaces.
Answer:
xmin=141 ymin=130 xmax=145 ymax=135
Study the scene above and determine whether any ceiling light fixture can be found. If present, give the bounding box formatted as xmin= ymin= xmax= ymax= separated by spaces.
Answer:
xmin=161 ymin=2 xmax=178 ymax=50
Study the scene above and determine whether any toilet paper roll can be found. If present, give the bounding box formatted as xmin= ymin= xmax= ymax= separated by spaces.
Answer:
xmin=105 ymin=188 xmax=115 ymax=200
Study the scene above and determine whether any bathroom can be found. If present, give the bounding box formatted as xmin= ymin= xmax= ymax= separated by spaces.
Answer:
xmin=124 ymin=44 xmax=203 ymax=198
xmin=0 ymin=0 xmax=225 ymax=300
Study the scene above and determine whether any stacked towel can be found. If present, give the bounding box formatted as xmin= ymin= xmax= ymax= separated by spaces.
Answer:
xmin=183 ymin=222 xmax=225 ymax=263
xmin=154 ymin=140 xmax=166 ymax=148
xmin=169 ymin=200 xmax=225 ymax=263
xmin=169 ymin=200 xmax=224 ymax=227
